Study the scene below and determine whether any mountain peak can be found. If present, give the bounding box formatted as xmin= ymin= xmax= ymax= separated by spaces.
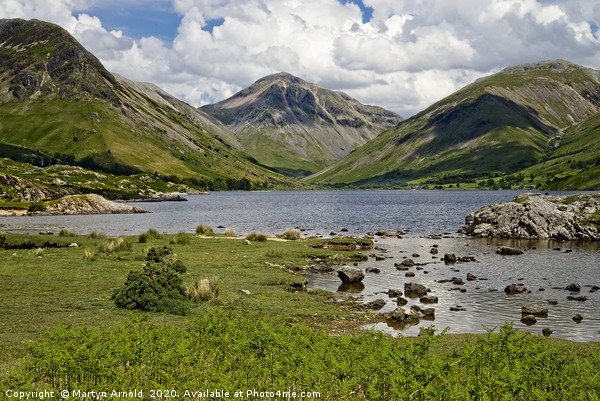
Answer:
xmin=0 ymin=18 xmax=118 ymax=102
xmin=201 ymin=73 xmax=403 ymax=177
xmin=255 ymin=72 xmax=307 ymax=86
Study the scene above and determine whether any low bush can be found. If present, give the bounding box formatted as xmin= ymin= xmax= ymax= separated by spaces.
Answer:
xmin=112 ymin=246 xmax=189 ymax=315
xmin=27 ymin=203 xmax=45 ymax=213
xmin=224 ymin=228 xmax=237 ymax=237
xmin=144 ymin=228 xmax=162 ymax=239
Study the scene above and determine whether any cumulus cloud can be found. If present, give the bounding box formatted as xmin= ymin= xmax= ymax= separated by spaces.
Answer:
xmin=1 ymin=0 xmax=600 ymax=116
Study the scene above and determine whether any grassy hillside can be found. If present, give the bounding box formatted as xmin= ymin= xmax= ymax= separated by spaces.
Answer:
xmin=309 ymin=60 xmax=600 ymax=189
xmin=0 ymin=18 xmax=296 ymax=193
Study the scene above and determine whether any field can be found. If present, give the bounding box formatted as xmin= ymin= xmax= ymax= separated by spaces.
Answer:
xmin=1 ymin=231 xmax=599 ymax=400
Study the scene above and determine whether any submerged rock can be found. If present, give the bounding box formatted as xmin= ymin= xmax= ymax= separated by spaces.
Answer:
xmin=459 ymin=194 xmax=600 ymax=240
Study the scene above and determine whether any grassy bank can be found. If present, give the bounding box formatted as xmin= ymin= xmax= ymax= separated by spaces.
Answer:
xmin=1 ymin=232 xmax=599 ymax=399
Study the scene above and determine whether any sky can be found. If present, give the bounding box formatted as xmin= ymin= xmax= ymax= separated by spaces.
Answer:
xmin=1 ymin=0 xmax=600 ymax=117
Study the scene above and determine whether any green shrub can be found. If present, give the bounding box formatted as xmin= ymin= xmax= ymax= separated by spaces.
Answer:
xmin=195 ymin=225 xmax=215 ymax=236
xmin=282 ymin=228 xmax=301 ymax=240
xmin=138 ymin=233 xmax=148 ymax=243
xmin=245 ymin=232 xmax=268 ymax=242
xmin=112 ymin=246 xmax=189 ymax=315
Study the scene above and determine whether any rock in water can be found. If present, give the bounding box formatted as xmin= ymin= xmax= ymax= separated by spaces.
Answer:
xmin=522 ymin=305 xmax=549 ymax=316
xmin=337 ymin=266 xmax=365 ymax=284
xmin=505 ymin=284 xmax=527 ymax=295
xmin=459 ymin=194 xmax=600 ymax=240
xmin=496 ymin=246 xmax=524 ymax=255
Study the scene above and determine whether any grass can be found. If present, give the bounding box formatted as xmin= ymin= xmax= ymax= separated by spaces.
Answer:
xmin=1 ymin=232 xmax=599 ymax=399
xmin=195 ymin=224 xmax=215 ymax=236
xmin=282 ymin=228 xmax=302 ymax=240
xmin=245 ymin=232 xmax=268 ymax=242
xmin=187 ymin=277 xmax=220 ymax=303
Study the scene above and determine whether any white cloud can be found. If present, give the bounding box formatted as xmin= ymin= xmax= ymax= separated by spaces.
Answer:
xmin=1 ymin=0 xmax=600 ymax=117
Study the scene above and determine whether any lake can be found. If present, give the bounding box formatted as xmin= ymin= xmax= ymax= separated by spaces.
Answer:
xmin=1 ymin=189 xmax=598 ymax=340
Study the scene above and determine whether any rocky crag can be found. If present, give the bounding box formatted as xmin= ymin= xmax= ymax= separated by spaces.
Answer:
xmin=459 ymin=194 xmax=600 ymax=240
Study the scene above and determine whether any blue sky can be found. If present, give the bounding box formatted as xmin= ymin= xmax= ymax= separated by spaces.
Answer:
xmin=2 ymin=0 xmax=600 ymax=116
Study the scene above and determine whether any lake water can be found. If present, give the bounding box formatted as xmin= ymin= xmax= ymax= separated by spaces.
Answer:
xmin=1 ymin=190 xmax=598 ymax=340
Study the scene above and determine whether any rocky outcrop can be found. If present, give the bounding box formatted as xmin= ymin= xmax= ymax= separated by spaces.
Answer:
xmin=35 ymin=194 xmax=146 ymax=215
xmin=459 ymin=194 xmax=600 ymax=240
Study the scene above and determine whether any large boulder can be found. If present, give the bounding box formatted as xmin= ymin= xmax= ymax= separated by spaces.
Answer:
xmin=459 ymin=194 xmax=600 ymax=240
xmin=34 ymin=194 xmax=146 ymax=215
xmin=496 ymin=246 xmax=524 ymax=255
xmin=337 ymin=266 xmax=365 ymax=284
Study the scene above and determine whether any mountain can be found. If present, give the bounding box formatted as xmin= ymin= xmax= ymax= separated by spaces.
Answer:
xmin=309 ymin=60 xmax=600 ymax=189
xmin=0 ymin=18 xmax=293 ymax=193
xmin=201 ymin=72 xmax=403 ymax=177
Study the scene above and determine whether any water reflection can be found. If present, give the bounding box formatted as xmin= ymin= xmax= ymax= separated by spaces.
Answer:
xmin=308 ymin=236 xmax=600 ymax=341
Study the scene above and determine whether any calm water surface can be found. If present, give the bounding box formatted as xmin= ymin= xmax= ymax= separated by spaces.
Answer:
xmin=1 ymin=190 xmax=598 ymax=340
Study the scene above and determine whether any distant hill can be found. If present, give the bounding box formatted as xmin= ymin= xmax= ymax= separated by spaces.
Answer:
xmin=201 ymin=72 xmax=403 ymax=177
xmin=0 ymin=18 xmax=293 ymax=193
xmin=309 ymin=60 xmax=600 ymax=190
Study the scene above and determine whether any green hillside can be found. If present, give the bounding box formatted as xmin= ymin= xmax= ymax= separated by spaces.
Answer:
xmin=309 ymin=60 xmax=600 ymax=189
xmin=0 ymin=18 xmax=295 ymax=194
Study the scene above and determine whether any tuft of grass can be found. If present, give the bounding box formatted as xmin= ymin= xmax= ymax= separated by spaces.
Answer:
xmin=170 ymin=232 xmax=191 ymax=245
xmin=224 ymin=228 xmax=237 ymax=237
xmin=195 ymin=225 xmax=215 ymax=236
xmin=99 ymin=237 xmax=132 ymax=253
xmin=58 ymin=229 xmax=77 ymax=237
xmin=83 ymin=248 xmax=97 ymax=261
xmin=282 ymin=228 xmax=301 ymax=240
xmin=89 ymin=230 xmax=106 ymax=239
xmin=245 ymin=232 xmax=268 ymax=242
xmin=187 ymin=277 xmax=220 ymax=303
xmin=144 ymin=228 xmax=162 ymax=239
xmin=31 ymin=247 xmax=44 ymax=257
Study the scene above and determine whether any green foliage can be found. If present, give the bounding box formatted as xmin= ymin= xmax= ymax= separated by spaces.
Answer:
xmin=144 ymin=228 xmax=162 ymax=239
xmin=195 ymin=225 xmax=215 ymax=236
xmin=7 ymin=316 xmax=600 ymax=399
xmin=245 ymin=232 xmax=268 ymax=242
xmin=112 ymin=246 xmax=189 ymax=315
